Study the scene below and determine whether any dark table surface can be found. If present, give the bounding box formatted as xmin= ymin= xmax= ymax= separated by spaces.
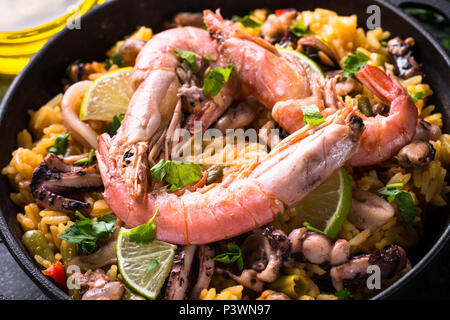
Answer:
xmin=0 ymin=3 xmax=449 ymax=300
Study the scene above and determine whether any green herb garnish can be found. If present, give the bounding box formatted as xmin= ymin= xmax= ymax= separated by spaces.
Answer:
xmin=289 ymin=21 xmax=312 ymax=37
xmin=174 ymin=49 xmax=198 ymax=72
xmin=73 ymin=149 xmax=95 ymax=166
xmin=335 ymin=289 xmax=352 ymax=300
xmin=46 ymin=132 xmax=70 ymax=155
xmin=380 ymin=40 xmax=388 ymax=47
xmin=235 ymin=15 xmax=262 ymax=28
xmin=410 ymin=91 xmax=425 ymax=103
xmin=301 ymin=104 xmax=325 ymax=126
xmin=105 ymin=52 xmax=125 ymax=70
xmin=125 ymin=208 xmax=159 ymax=244
xmin=203 ymin=54 xmax=216 ymax=62
xmin=105 ymin=113 xmax=125 ymax=137
xmin=303 ymin=221 xmax=325 ymax=234
xmin=66 ymin=59 xmax=81 ymax=76
xmin=145 ymin=258 xmax=160 ymax=275
xmin=340 ymin=50 xmax=370 ymax=80
xmin=378 ymin=183 xmax=418 ymax=224
xmin=151 ymin=160 xmax=203 ymax=191
xmin=214 ymin=244 xmax=244 ymax=272
xmin=59 ymin=211 xmax=116 ymax=254
xmin=203 ymin=66 xmax=233 ymax=97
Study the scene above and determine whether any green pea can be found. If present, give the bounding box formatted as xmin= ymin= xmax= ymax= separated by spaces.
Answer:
xmin=22 ymin=230 xmax=55 ymax=265
xmin=206 ymin=165 xmax=225 ymax=185
xmin=357 ymin=96 xmax=373 ymax=117
xmin=60 ymin=240 xmax=79 ymax=263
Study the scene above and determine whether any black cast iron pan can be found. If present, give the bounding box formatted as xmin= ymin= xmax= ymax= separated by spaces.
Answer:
xmin=0 ymin=0 xmax=449 ymax=300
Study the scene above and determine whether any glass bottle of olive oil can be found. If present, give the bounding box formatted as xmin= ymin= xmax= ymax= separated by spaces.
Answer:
xmin=0 ymin=0 xmax=103 ymax=75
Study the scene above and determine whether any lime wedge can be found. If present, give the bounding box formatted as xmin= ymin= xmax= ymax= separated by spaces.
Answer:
xmin=80 ymin=67 xmax=133 ymax=121
xmin=116 ymin=227 xmax=177 ymax=300
xmin=295 ymin=167 xmax=351 ymax=238
xmin=278 ymin=48 xmax=325 ymax=81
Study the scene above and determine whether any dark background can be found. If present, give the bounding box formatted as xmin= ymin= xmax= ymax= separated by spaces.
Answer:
xmin=0 ymin=1 xmax=449 ymax=300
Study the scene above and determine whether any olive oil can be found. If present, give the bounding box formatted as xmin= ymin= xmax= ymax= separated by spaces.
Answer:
xmin=0 ymin=0 xmax=103 ymax=75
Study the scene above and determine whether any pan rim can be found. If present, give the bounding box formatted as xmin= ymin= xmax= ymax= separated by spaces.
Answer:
xmin=0 ymin=0 xmax=449 ymax=300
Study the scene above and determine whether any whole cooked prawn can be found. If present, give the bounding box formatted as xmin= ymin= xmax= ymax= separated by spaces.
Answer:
xmin=108 ymin=27 xmax=239 ymax=197
xmin=349 ymin=65 xmax=418 ymax=166
xmin=97 ymin=108 xmax=364 ymax=245
xmin=203 ymin=10 xmax=338 ymax=134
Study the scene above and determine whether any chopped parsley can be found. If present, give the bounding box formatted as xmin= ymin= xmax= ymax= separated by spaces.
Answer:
xmin=105 ymin=113 xmax=125 ymax=137
xmin=303 ymin=221 xmax=325 ymax=234
xmin=59 ymin=211 xmax=116 ymax=254
xmin=203 ymin=54 xmax=216 ymax=62
xmin=65 ymin=59 xmax=81 ymax=76
xmin=124 ymin=208 xmax=159 ymax=244
xmin=301 ymin=104 xmax=325 ymax=126
xmin=174 ymin=49 xmax=198 ymax=72
xmin=145 ymin=258 xmax=160 ymax=275
xmin=46 ymin=132 xmax=70 ymax=155
xmin=151 ymin=160 xmax=203 ymax=191
xmin=203 ymin=65 xmax=233 ymax=97
xmin=233 ymin=15 xmax=262 ymax=28
xmin=289 ymin=21 xmax=312 ymax=37
xmin=73 ymin=149 xmax=95 ymax=166
xmin=335 ymin=289 xmax=352 ymax=300
xmin=410 ymin=91 xmax=425 ymax=103
xmin=105 ymin=52 xmax=125 ymax=70
xmin=378 ymin=183 xmax=418 ymax=224
xmin=380 ymin=40 xmax=388 ymax=47
xmin=214 ymin=244 xmax=244 ymax=272
xmin=340 ymin=50 xmax=370 ymax=80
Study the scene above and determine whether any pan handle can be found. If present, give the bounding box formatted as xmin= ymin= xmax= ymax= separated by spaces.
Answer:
xmin=386 ymin=0 xmax=450 ymax=20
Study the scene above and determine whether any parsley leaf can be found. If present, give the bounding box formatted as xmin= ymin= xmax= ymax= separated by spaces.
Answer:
xmin=378 ymin=183 xmax=418 ymax=224
xmin=290 ymin=21 xmax=312 ymax=37
xmin=105 ymin=53 xmax=125 ymax=70
xmin=335 ymin=289 xmax=352 ymax=300
xmin=234 ymin=15 xmax=262 ymax=28
xmin=303 ymin=221 xmax=325 ymax=234
xmin=59 ymin=211 xmax=116 ymax=254
xmin=203 ymin=54 xmax=216 ymax=62
xmin=203 ymin=66 xmax=233 ymax=97
xmin=214 ymin=244 xmax=244 ymax=272
xmin=145 ymin=258 xmax=160 ymax=275
xmin=73 ymin=149 xmax=95 ymax=166
xmin=125 ymin=208 xmax=159 ymax=244
xmin=301 ymin=104 xmax=325 ymax=126
xmin=66 ymin=59 xmax=81 ymax=76
xmin=410 ymin=91 xmax=425 ymax=103
xmin=105 ymin=113 xmax=125 ymax=137
xmin=46 ymin=132 xmax=70 ymax=155
xmin=174 ymin=49 xmax=198 ymax=72
xmin=340 ymin=50 xmax=370 ymax=80
xmin=151 ymin=159 xmax=203 ymax=191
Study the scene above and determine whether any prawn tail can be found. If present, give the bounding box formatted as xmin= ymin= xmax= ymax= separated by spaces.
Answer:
xmin=355 ymin=65 xmax=406 ymax=105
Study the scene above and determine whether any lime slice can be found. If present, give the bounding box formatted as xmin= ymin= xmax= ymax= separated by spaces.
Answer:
xmin=278 ymin=48 xmax=325 ymax=81
xmin=116 ymin=227 xmax=177 ymax=300
xmin=80 ymin=67 xmax=133 ymax=121
xmin=294 ymin=167 xmax=351 ymax=238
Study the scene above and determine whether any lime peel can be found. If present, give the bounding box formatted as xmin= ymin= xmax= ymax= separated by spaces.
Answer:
xmin=80 ymin=67 xmax=133 ymax=121
xmin=295 ymin=167 xmax=352 ymax=238
xmin=116 ymin=227 xmax=177 ymax=300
